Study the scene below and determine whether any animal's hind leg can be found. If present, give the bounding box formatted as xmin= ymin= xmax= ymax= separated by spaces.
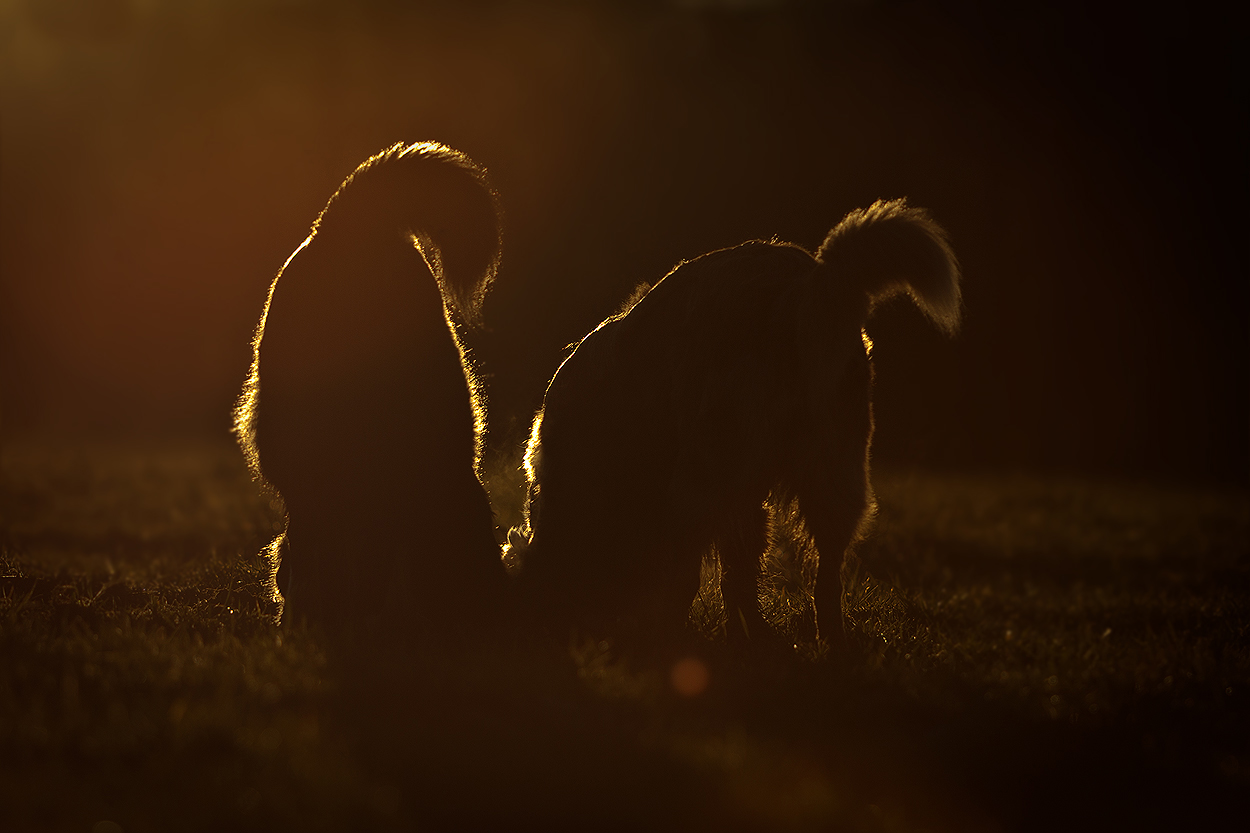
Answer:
xmin=717 ymin=503 xmax=770 ymax=643
xmin=797 ymin=475 xmax=869 ymax=648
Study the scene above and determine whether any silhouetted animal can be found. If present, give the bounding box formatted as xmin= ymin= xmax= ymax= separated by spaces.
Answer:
xmin=235 ymin=142 xmax=506 ymax=634
xmin=505 ymin=199 xmax=960 ymax=645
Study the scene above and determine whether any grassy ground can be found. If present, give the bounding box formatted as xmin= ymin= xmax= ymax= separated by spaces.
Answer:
xmin=2 ymin=437 xmax=1247 ymax=832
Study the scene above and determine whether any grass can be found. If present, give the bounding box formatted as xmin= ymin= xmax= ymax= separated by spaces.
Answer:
xmin=2 ymin=436 xmax=1247 ymax=831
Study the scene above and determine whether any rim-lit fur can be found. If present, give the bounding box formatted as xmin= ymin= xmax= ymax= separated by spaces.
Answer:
xmin=233 ymin=142 xmax=505 ymax=632
xmin=507 ymin=198 xmax=960 ymax=643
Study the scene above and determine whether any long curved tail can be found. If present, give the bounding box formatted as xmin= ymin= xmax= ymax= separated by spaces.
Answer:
xmin=310 ymin=141 xmax=502 ymax=325
xmin=816 ymin=198 xmax=962 ymax=335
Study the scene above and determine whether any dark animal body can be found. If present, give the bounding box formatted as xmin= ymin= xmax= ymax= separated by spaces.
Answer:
xmin=235 ymin=142 xmax=506 ymax=633
xmin=506 ymin=199 xmax=961 ymax=644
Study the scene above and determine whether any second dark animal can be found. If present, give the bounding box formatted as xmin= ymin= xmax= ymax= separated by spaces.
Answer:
xmin=505 ymin=199 xmax=961 ymax=646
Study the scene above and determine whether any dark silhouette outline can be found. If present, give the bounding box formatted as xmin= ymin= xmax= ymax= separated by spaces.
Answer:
xmin=506 ymin=199 xmax=961 ymax=645
xmin=234 ymin=142 xmax=506 ymax=634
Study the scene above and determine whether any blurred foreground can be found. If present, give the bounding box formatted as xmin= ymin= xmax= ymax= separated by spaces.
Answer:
xmin=2 ymin=437 xmax=1247 ymax=831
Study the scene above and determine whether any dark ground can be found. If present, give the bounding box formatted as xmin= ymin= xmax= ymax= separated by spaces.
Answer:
xmin=2 ymin=437 xmax=1246 ymax=831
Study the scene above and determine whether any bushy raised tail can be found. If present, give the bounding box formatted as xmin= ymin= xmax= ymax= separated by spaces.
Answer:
xmin=816 ymin=198 xmax=962 ymax=335
xmin=310 ymin=141 xmax=502 ymax=325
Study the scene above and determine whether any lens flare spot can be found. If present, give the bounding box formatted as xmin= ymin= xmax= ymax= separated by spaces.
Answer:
xmin=671 ymin=657 xmax=710 ymax=697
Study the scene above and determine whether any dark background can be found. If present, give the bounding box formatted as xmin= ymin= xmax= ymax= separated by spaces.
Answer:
xmin=2 ymin=0 xmax=1245 ymax=486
